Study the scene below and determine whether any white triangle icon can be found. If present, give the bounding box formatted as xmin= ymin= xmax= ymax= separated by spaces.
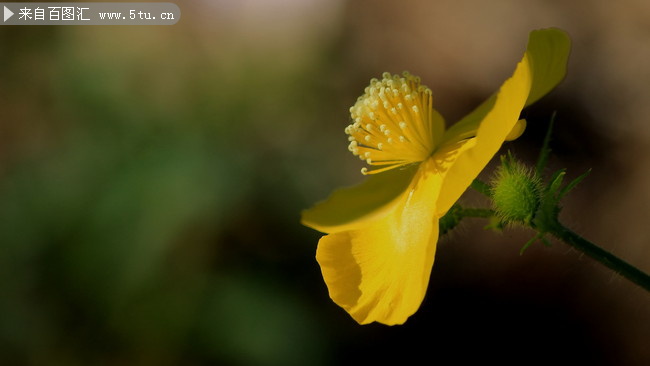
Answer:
xmin=4 ymin=6 xmax=14 ymax=22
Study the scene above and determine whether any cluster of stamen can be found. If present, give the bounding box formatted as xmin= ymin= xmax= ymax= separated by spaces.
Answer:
xmin=346 ymin=72 xmax=436 ymax=175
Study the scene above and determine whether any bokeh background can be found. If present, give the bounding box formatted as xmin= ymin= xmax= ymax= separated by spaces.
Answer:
xmin=1 ymin=0 xmax=649 ymax=365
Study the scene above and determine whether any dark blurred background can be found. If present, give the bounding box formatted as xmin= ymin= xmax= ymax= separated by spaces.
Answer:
xmin=1 ymin=0 xmax=649 ymax=365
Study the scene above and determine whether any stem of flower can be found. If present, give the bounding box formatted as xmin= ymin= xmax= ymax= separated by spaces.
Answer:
xmin=439 ymin=205 xmax=495 ymax=236
xmin=547 ymin=221 xmax=650 ymax=292
xmin=442 ymin=203 xmax=650 ymax=291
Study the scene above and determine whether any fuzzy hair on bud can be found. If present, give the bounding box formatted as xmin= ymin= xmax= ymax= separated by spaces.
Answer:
xmin=490 ymin=154 xmax=542 ymax=225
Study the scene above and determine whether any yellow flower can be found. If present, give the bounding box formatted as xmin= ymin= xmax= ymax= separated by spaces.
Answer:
xmin=302 ymin=29 xmax=571 ymax=325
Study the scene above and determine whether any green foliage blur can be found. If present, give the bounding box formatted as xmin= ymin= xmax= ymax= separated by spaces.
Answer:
xmin=0 ymin=17 xmax=345 ymax=365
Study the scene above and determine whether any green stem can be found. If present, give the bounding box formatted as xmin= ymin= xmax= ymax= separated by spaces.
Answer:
xmin=439 ymin=205 xmax=495 ymax=236
xmin=547 ymin=222 xmax=650 ymax=292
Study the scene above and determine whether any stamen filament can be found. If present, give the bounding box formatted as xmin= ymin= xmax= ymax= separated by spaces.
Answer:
xmin=346 ymin=72 xmax=441 ymax=174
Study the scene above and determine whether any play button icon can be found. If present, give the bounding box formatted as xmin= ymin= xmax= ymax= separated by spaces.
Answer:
xmin=4 ymin=6 xmax=13 ymax=22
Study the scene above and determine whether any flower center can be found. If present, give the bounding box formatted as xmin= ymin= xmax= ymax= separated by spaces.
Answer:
xmin=346 ymin=72 xmax=437 ymax=175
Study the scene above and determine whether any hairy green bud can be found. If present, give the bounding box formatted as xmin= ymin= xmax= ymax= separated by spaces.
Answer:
xmin=490 ymin=154 xmax=542 ymax=225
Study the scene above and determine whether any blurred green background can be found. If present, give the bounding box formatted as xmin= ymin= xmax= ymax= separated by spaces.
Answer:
xmin=1 ymin=1 xmax=649 ymax=365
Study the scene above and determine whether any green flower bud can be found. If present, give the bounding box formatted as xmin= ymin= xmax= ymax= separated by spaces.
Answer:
xmin=490 ymin=155 xmax=542 ymax=225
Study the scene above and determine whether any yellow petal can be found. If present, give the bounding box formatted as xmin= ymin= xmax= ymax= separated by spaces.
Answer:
xmin=505 ymin=119 xmax=527 ymax=141
xmin=440 ymin=28 xmax=571 ymax=147
xmin=301 ymin=164 xmax=418 ymax=234
xmin=315 ymin=161 xmax=441 ymax=325
xmin=436 ymin=58 xmax=531 ymax=215
xmin=524 ymin=28 xmax=571 ymax=107
xmin=435 ymin=28 xmax=570 ymax=215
